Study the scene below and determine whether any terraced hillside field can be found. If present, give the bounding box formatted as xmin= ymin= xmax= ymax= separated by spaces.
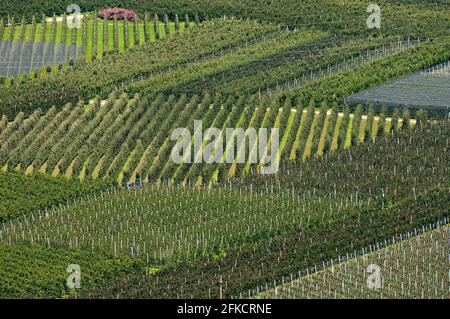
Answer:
xmin=0 ymin=18 xmax=281 ymax=116
xmin=0 ymin=242 xmax=143 ymax=298
xmin=0 ymin=120 xmax=447 ymax=299
xmin=0 ymin=92 xmax=421 ymax=186
xmin=1 ymin=0 xmax=449 ymax=37
xmin=0 ymin=1 xmax=448 ymax=304
xmin=79 ymin=186 xmax=449 ymax=298
xmin=0 ymin=171 xmax=108 ymax=222
xmin=256 ymin=223 xmax=449 ymax=299
xmin=0 ymin=13 xmax=195 ymax=79
xmin=1 ymin=167 xmax=447 ymax=298
xmin=2 ymin=16 xmax=450 ymax=118
xmin=348 ymin=60 xmax=450 ymax=110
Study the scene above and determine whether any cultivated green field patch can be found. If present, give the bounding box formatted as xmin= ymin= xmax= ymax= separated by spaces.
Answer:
xmin=0 ymin=171 xmax=108 ymax=223
xmin=257 ymin=224 xmax=449 ymax=299
xmin=0 ymin=242 xmax=144 ymax=298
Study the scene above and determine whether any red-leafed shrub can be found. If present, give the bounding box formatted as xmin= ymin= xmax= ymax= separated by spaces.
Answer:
xmin=98 ymin=7 xmax=138 ymax=21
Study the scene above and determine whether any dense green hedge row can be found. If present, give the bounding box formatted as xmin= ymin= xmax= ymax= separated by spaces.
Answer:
xmin=0 ymin=171 xmax=109 ymax=223
xmin=0 ymin=243 xmax=144 ymax=298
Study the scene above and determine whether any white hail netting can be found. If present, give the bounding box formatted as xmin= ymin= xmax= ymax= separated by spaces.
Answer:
xmin=348 ymin=60 xmax=450 ymax=109
xmin=0 ymin=40 xmax=85 ymax=78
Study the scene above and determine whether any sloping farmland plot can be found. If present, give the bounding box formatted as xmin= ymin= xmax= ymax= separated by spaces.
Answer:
xmin=348 ymin=61 xmax=450 ymax=114
xmin=0 ymin=40 xmax=83 ymax=78
xmin=256 ymin=223 xmax=449 ymax=299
